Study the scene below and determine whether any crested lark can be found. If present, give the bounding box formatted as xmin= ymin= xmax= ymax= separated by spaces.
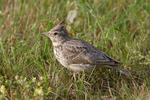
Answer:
xmin=42 ymin=20 xmax=130 ymax=77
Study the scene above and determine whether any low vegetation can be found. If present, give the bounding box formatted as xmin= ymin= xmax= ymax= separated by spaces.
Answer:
xmin=0 ymin=0 xmax=150 ymax=99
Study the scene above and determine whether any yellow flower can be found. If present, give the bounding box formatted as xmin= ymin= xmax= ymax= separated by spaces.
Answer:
xmin=0 ymin=85 xmax=6 ymax=95
xmin=34 ymin=88 xmax=44 ymax=96
xmin=37 ymin=82 xmax=41 ymax=86
xmin=5 ymin=80 xmax=8 ymax=84
xmin=32 ymin=77 xmax=36 ymax=83
xmin=48 ymin=87 xmax=52 ymax=92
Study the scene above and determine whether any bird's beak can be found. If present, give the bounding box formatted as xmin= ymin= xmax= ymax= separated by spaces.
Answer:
xmin=41 ymin=32 xmax=49 ymax=36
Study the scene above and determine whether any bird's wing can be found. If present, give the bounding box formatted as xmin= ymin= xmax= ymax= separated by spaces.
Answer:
xmin=63 ymin=39 xmax=120 ymax=66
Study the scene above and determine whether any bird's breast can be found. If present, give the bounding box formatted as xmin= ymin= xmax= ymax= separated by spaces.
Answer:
xmin=53 ymin=46 xmax=68 ymax=68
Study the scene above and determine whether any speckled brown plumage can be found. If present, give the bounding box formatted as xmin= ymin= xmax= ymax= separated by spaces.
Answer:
xmin=42 ymin=20 xmax=130 ymax=77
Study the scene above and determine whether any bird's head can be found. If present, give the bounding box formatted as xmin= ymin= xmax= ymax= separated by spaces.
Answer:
xmin=42 ymin=20 xmax=70 ymax=44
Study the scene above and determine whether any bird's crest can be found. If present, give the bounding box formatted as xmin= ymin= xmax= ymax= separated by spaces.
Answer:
xmin=50 ymin=20 xmax=66 ymax=32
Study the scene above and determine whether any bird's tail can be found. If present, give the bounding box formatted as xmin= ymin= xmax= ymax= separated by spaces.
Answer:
xmin=108 ymin=65 xmax=131 ymax=77
xmin=117 ymin=67 xmax=131 ymax=77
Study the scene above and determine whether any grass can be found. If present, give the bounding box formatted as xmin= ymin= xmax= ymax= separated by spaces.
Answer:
xmin=0 ymin=0 xmax=150 ymax=99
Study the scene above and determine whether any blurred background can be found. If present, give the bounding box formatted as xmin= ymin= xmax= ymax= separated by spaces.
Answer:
xmin=0 ymin=0 xmax=150 ymax=99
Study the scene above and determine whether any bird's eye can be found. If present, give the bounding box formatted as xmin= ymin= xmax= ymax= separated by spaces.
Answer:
xmin=54 ymin=32 xmax=58 ymax=35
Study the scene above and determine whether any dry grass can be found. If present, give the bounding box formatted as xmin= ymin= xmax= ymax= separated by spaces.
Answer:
xmin=0 ymin=0 xmax=150 ymax=99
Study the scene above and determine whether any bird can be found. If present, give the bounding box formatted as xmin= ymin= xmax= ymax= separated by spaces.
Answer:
xmin=42 ymin=20 xmax=130 ymax=77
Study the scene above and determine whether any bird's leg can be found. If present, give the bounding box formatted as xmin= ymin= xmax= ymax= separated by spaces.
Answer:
xmin=73 ymin=73 xmax=77 ymax=81
xmin=73 ymin=72 xmax=80 ymax=81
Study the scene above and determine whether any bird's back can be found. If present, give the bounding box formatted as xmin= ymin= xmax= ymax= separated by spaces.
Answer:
xmin=61 ymin=38 xmax=120 ymax=66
